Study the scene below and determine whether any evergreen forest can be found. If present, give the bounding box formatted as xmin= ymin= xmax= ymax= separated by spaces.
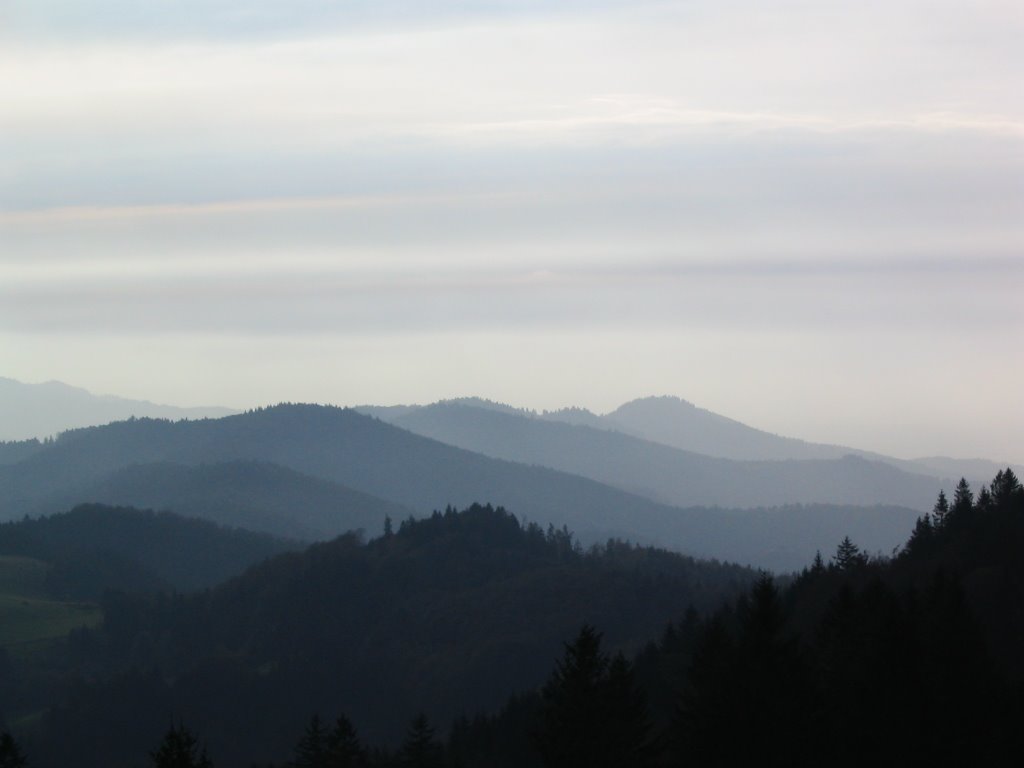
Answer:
xmin=0 ymin=469 xmax=1021 ymax=766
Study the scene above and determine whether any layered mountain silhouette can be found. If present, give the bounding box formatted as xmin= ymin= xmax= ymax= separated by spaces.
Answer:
xmin=0 ymin=404 xmax=922 ymax=570
xmin=372 ymin=400 xmax=945 ymax=510
xmin=552 ymin=396 xmax=1016 ymax=479
xmin=0 ymin=376 xmax=236 ymax=441
xmin=362 ymin=395 xmax=1013 ymax=482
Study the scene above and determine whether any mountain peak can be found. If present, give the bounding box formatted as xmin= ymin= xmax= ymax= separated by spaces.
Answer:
xmin=607 ymin=395 xmax=697 ymax=415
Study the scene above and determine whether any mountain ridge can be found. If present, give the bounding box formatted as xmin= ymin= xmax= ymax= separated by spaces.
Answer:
xmin=0 ymin=404 xmax=921 ymax=571
xmin=0 ymin=376 xmax=237 ymax=441
xmin=371 ymin=401 xmax=945 ymax=511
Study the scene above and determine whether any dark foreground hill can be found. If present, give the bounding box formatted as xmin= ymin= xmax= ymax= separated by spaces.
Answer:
xmin=449 ymin=470 xmax=1024 ymax=768
xmin=22 ymin=505 xmax=757 ymax=767
xmin=0 ymin=404 xmax=921 ymax=570
xmin=0 ymin=503 xmax=298 ymax=597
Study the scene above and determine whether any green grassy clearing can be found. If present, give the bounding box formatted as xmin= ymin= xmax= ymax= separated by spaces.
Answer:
xmin=0 ymin=555 xmax=103 ymax=650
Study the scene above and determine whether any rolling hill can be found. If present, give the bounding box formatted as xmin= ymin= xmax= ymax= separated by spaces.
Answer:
xmin=378 ymin=400 xmax=944 ymax=510
xmin=67 ymin=461 xmax=409 ymax=541
xmin=0 ymin=503 xmax=300 ymax=596
xmin=0 ymin=405 xmax=922 ymax=571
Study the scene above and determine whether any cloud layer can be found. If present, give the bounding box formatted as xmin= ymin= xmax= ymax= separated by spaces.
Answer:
xmin=2 ymin=1 xmax=1022 ymax=461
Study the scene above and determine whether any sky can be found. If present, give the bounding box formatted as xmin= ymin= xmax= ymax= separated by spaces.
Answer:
xmin=1 ymin=0 xmax=1022 ymax=462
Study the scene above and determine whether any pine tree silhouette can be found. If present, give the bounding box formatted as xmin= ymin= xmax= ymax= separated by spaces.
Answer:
xmin=325 ymin=715 xmax=366 ymax=768
xmin=292 ymin=715 xmax=327 ymax=768
xmin=832 ymin=536 xmax=865 ymax=570
xmin=0 ymin=732 xmax=27 ymax=768
xmin=950 ymin=478 xmax=974 ymax=521
xmin=932 ymin=490 xmax=949 ymax=529
xmin=536 ymin=624 xmax=651 ymax=768
xmin=398 ymin=714 xmax=444 ymax=768
xmin=149 ymin=724 xmax=212 ymax=768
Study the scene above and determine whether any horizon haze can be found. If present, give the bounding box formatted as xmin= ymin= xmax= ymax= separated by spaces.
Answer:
xmin=1 ymin=375 xmax=1021 ymax=467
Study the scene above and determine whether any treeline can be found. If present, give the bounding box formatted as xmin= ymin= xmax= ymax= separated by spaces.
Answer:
xmin=0 ymin=439 xmax=43 ymax=466
xmin=353 ymin=467 xmax=1021 ymax=766
xmin=6 ymin=471 xmax=1022 ymax=767
xmin=14 ymin=505 xmax=753 ymax=767
xmin=0 ymin=504 xmax=296 ymax=598
xmin=452 ymin=468 xmax=1024 ymax=767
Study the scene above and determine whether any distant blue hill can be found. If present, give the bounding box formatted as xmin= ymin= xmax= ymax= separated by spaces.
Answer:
xmin=0 ymin=376 xmax=237 ymax=441
xmin=0 ymin=403 xmax=923 ymax=571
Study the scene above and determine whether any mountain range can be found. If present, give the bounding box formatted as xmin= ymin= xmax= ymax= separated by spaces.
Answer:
xmin=3 ymin=377 xmax=1011 ymax=569
xmin=360 ymin=400 xmax=944 ymax=509
xmin=363 ymin=395 xmax=1014 ymax=480
xmin=0 ymin=403 xmax=928 ymax=571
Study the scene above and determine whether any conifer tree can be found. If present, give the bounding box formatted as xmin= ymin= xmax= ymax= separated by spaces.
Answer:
xmin=932 ymin=490 xmax=949 ymax=529
xmin=325 ymin=715 xmax=366 ymax=768
xmin=741 ymin=573 xmax=785 ymax=646
xmin=601 ymin=654 xmax=653 ymax=767
xmin=150 ymin=724 xmax=212 ymax=768
xmin=536 ymin=625 xmax=651 ymax=768
xmin=810 ymin=550 xmax=826 ymax=574
xmin=975 ymin=485 xmax=993 ymax=512
xmin=907 ymin=514 xmax=933 ymax=553
xmin=991 ymin=468 xmax=1022 ymax=506
xmin=950 ymin=478 xmax=974 ymax=521
xmin=398 ymin=714 xmax=443 ymax=768
xmin=0 ymin=732 xmax=27 ymax=768
xmin=832 ymin=536 xmax=865 ymax=570
xmin=292 ymin=715 xmax=327 ymax=768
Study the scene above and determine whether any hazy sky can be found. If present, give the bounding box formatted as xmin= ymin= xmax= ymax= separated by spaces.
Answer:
xmin=2 ymin=0 xmax=1022 ymax=462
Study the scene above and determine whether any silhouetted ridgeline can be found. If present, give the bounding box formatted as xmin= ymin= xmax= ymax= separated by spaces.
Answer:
xmin=0 ymin=404 xmax=922 ymax=570
xmin=368 ymin=400 xmax=946 ymax=509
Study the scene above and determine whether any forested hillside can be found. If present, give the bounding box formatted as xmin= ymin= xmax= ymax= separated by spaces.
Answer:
xmin=17 ymin=505 xmax=757 ymax=767
xmin=6 ymin=471 xmax=1020 ymax=768
xmin=0 ymin=405 xmax=922 ymax=570
xmin=451 ymin=469 xmax=1024 ymax=767
xmin=0 ymin=439 xmax=43 ymax=466
xmin=0 ymin=504 xmax=299 ymax=596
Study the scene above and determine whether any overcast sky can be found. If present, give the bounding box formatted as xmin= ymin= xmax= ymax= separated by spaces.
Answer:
xmin=2 ymin=0 xmax=1022 ymax=462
